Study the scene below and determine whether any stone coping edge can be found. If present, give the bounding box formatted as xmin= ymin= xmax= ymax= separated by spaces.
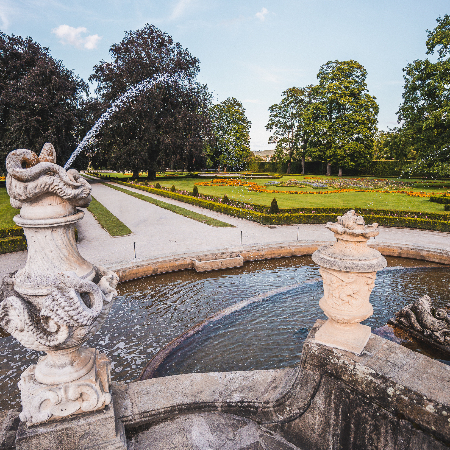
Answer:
xmin=111 ymin=320 xmax=450 ymax=445
xmin=108 ymin=240 xmax=450 ymax=282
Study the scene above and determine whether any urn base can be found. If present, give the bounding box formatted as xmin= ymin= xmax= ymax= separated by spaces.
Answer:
xmin=18 ymin=349 xmax=112 ymax=424
xmin=314 ymin=319 xmax=371 ymax=355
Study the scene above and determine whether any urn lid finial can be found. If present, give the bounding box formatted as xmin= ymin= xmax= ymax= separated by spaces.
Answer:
xmin=312 ymin=210 xmax=386 ymax=273
xmin=326 ymin=210 xmax=379 ymax=240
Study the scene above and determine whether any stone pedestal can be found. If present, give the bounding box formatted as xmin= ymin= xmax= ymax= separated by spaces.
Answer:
xmin=0 ymin=144 xmax=120 ymax=436
xmin=19 ymin=350 xmax=111 ymax=424
xmin=312 ymin=210 xmax=386 ymax=354
xmin=15 ymin=397 xmax=126 ymax=450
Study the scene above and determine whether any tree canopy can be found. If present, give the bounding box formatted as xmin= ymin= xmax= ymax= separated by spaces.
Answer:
xmin=309 ymin=60 xmax=379 ymax=175
xmin=206 ymin=97 xmax=252 ymax=171
xmin=0 ymin=32 xmax=88 ymax=168
xmin=266 ymin=86 xmax=315 ymax=174
xmin=89 ymin=24 xmax=212 ymax=178
xmin=397 ymin=15 xmax=450 ymax=177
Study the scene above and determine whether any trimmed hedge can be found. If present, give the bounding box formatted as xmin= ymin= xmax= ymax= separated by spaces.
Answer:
xmin=430 ymin=195 xmax=450 ymax=204
xmin=107 ymin=180 xmax=450 ymax=232
xmin=0 ymin=235 xmax=26 ymax=254
xmin=368 ymin=160 xmax=405 ymax=177
xmin=0 ymin=226 xmax=23 ymax=239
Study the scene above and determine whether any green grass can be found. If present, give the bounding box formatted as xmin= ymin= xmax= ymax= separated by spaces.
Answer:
xmin=87 ymin=196 xmax=132 ymax=236
xmin=147 ymin=176 xmax=450 ymax=213
xmin=0 ymin=188 xmax=132 ymax=237
xmin=0 ymin=188 xmax=18 ymax=228
xmin=103 ymin=183 xmax=234 ymax=228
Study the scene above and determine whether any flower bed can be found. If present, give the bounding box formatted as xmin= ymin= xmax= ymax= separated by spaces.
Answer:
xmin=195 ymin=178 xmax=436 ymax=198
xmin=101 ymin=177 xmax=450 ymax=232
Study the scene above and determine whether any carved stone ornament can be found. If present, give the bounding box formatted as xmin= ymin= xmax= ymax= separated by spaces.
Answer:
xmin=312 ymin=210 xmax=387 ymax=354
xmin=389 ymin=295 xmax=450 ymax=352
xmin=0 ymin=144 xmax=119 ymax=424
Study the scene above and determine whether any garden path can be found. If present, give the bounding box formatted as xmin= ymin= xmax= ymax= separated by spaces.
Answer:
xmin=1 ymin=176 xmax=450 ymax=279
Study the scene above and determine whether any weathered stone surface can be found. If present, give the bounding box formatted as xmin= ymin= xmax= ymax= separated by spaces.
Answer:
xmin=389 ymin=294 xmax=450 ymax=355
xmin=15 ymin=398 xmax=126 ymax=450
xmin=0 ymin=410 xmax=19 ymax=450
xmin=312 ymin=210 xmax=386 ymax=273
xmin=112 ymin=242 xmax=328 ymax=282
xmin=275 ymin=320 xmax=450 ymax=449
xmin=18 ymin=350 xmax=111 ymax=424
xmin=312 ymin=211 xmax=387 ymax=354
xmin=2 ymin=321 xmax=449 ymax=448
xmin=118 ymin=320 xmax=450 ymax=449
xmin=193 ymin=252 xmax=244 ymax=272
xmin=109 ymin=240 xmax=450 ymax=284
xmin=0 ymin=145 xmax=119 ymax=425
xmin=113 ymin=367 xmax=303 ymax=428
xmin=128 ymin=412 xmax=302 ymax=450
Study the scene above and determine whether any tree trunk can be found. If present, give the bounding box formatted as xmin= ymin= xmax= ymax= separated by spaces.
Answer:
xmin=287 ymin=162 xmax=291 ymax=174
xmin=338 ymin=167 xmax=343 ymax=177
xmin=326 ymin=163 xmax=331 ymax=176
xmin=132 ymin=169 xmax=139 ymax=179
xmin=147 ymin=169 xmax=157 ymax=180
xmin=301 ymin=157 xmax=305 ymax=175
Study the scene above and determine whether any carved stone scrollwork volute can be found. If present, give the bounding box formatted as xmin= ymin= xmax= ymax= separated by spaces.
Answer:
xmin=0 ymin=144 xmax=119 ymax=425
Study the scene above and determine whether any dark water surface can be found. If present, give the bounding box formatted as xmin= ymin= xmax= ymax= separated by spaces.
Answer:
xmin=0 ymin=256 xmax=448 ymax=411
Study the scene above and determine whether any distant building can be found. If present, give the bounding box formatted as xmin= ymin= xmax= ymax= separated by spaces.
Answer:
xmin=252 ymin=150 xmax=275 ymax=161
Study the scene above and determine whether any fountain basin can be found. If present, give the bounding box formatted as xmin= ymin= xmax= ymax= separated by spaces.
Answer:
xmin=1 ymin=255 xmax=448 ymax=412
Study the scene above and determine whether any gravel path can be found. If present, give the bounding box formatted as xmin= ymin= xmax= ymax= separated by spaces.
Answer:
xmin=1 ymin=177 xmax=449 ymax=278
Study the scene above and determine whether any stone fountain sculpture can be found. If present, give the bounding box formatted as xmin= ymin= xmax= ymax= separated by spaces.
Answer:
xmin=312 ymin=210 xmax=387 ymax=354
xmin=0 ymin=144 xmax=119 ymax=426
xmin=389 ymin=295 xmax=450 ymax=354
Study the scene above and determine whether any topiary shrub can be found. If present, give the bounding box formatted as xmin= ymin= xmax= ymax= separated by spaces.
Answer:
xmin=155 ymin=182 xmax=161 ymax=189
xmin=193 ymin=185 xmax=199 ymax=197
xmin=222 ymin=194 xmax=229 ymax=204
xmin=171 ymin=185 xmax=176 ymax=192
xmin=269 ymin=198 xmax=279 ymax=214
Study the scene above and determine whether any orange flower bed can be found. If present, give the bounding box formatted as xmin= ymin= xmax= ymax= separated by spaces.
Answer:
xmin=195 ymin=178 xmax=435 ymax=198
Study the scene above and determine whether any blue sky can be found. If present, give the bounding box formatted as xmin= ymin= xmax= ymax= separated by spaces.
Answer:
xmin=1 ymin=0 xmax=448 ymax=150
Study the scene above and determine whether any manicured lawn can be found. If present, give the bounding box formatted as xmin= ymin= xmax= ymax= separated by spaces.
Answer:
xmin=0 ymin=188 xmax=18 ymax=228
xmin=147 ymin=177 xmax=449 ymax=214
xmin=88 ymin=196 xmax=132 ymax=236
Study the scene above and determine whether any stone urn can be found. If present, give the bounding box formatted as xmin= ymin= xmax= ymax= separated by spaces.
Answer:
xmin=312 ymin=210 xmax=386 ymax=354
xmin=0 ymin=144 xmax=119 ymax=424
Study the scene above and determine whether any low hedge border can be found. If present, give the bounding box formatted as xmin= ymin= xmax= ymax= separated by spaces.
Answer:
xmin=0 ymin=235 xmax=27 ymax=254
xmin=430 ymin=195 xmax=450 ymax=204
xmin=107 ymin=179 xmax=450 ymax=232
xmin=0 ymin=226 xmax=23 ymax=239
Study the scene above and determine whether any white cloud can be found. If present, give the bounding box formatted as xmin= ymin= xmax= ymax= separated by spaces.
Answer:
xmin=170 ymin=0 xmax=193 ymax=20
xmin=52 ymin=25 xmax=101 ymax=50
xmin=256 ymin=7 xmax=268 ymax=21
xmin=0 ymin=0 xmax=13 ymax=30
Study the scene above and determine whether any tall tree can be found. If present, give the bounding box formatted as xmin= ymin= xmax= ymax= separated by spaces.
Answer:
xmin=397 ymin=15 xmax=450 ymax=177
xmin=266 ymin=86 xmax=315 ymax=174
xmin=310 ymin=60 xmax=379 ymax=176
xmin=0 ymin=33 xmax=88 ymax=167
xmin=206 ymin=97 xmax=252 ymax=171
xmin=89 ymin=24 xmax=212 ymax=179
